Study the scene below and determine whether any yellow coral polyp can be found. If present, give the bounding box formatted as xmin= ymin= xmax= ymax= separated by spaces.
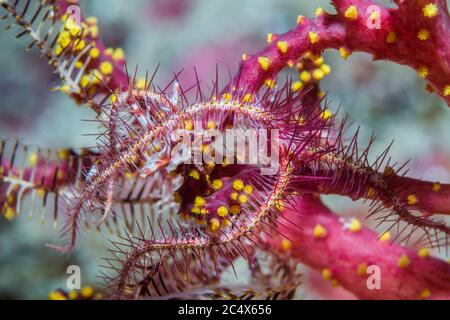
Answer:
xmin=4 ymin=206 xmax=16 ymax=221
xmin=281 ymin=239 xmax=292 ymax=251
xmin=357 ymin=263 xmax=368 ymax=277
xmin=398 ymin=254 xmax=411 ymax=268
xmin=320 ymin=64 xmax=331 ymax=75
xmin=277 ymin=41 xmax=288 ymax=54
xmin=81 ymin=286 xmax=94 ymax=298
xmin=417 ymin=66 xmax=429 ymax=78
xmin=386 ymin=32 xmax=397 ymax=44
xmin=110 ymin=93 xmax=118 ymax=104
xmin=58 ymin=149 xmax=70 ymax=160
xmin=65 ymin=18 xmax=81 ymax=37
xmin=443 ymin=85 xmax=450 ymax=97
xmin=238 ymin=194 xmax=247 ymax=204
xmin=100 ymin=61 xmax=113 ymax=75
xmin=232 ymin=179 xmax=244 ymax=191
xmin=264 ymin=78 xmax=276 ymax=89
xmin=48 ymin=291 xmax=67 ymax=300
xmin=420 ymin=288 xmax=431 ymax=299
xmin=80 ymin=75 xmax=91 ymax=88
xmin=185 ymin=120 xmax=194 ymax=130
xmin=191 ymin=206 xmax=201 ymax=215
xmin=407 ymin=194 xmax=418 ymax=205
xmin=312 ymin=69 xmax=325 ymax=81
xmin=384 ymin=166 xmax=395 ymax=177
xmin=7 ymin=194 xmax=15 ymax=205
xmin=297 ymin=15 xmax=306 ymax=25
xmin=366 ymin=187 xmax=376 ymax=199
xmin=81 ymin=23 xmax=89 ymax=38
xmin=418 ymin=248 xmax=429 ymax=259
xmin=173 ymin=192 xmax=182 ymax=203
xmin=313 ymin=224 xmax=327 ymax=238
xmin=369 ymin=10 xmax=379 ymax=21
xmin=258 ymin=56 xmax=271 ymax=71
xmin=315 ymin=7 xmax=325 ymax=17
xmin=112 ymin=48 xmax=125 ymax=61
xmin=222 ymin=218 xmax=232 ymax=227
xmin=344 ymin=5 xmax=358 ymax=20
xmin=207 ymin=120 xmax=216 ymax=130
xmin=188 ymin=169 xmax=200 ymax=180
xmin=275 ymin=200 xmax=285 ymax=211
xmin=432 ymin=182 xmax=441 ymax=192
xmin=321 ymin=110 xmax=332 ymax=120
xmin=85 ymin=16 xmax=98 ymax=25
xmin=300 ymin=71 xmax=311 ymax=83
xmin=243 ymin=93 xmax=253 ymax=103
xmin=308 ymin=31 xmax=319 ymax=44
xmin=91 ymin=69 xmax=103 ymax=84
xmin=136 ymin=78 xmax=146 ymax=90
xmin=89 ymin=25 xmax=99 ymax=38
xmin=314 ymin=56 xmax=324 ymax=66
xmin=322 ymin=268 xmax=332 ymax=280
xmin=59 ymin=84 xmax=71 ymax=93
xmin=222 ymin=92 xmax=232 ymax=101
xmin=194 ymin=196 xmax=206 ymax=207
xmin=89 ymin=47 xmax=100 ymax=59
xmin=423 ymin=3 xmax=438 ymax=18
xmin=105 ymin=48 xmax=113 ymax=56
xmin=291 ymin=81 xmax=303 ymax=92
xmin=417 ymin=29 xmax=430 ymax=40
xmin=74 ymin=39 xmax=86 ymax=51
xmin=217 ymin=206 xmax=229 ymax=217
xmin=230 ymin=205 xmax=241 ymax=215
xmin=68 ymin=290 xmax=78 ymax=300
xmin=339 ymin=47 xmax=351 ymax=60
xmin=379 ymin=231 xmax=391 ymax=242
xmin=58 ymin=31 xmax=71 ymax=46
xmin=212 ymin=179 xmax=223 ymax=190
xmin=28 ymin=153 xmax=38 ymax=166
xmin=348 ymin=218 xmax=362 ymax=233
xmin=210 ymin=218 xmax=221 ymax=231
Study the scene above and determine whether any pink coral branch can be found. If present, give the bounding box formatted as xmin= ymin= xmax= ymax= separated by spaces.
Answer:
xmin=231 ymin=0 xmax=450 ymax=105
xmin=298 ymin=167 xmax=450 ymax=216
xmin=54 ymin=0 xmax=129 ymax=106
xmin=269 ymin=195 xmax=450 ymax=299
